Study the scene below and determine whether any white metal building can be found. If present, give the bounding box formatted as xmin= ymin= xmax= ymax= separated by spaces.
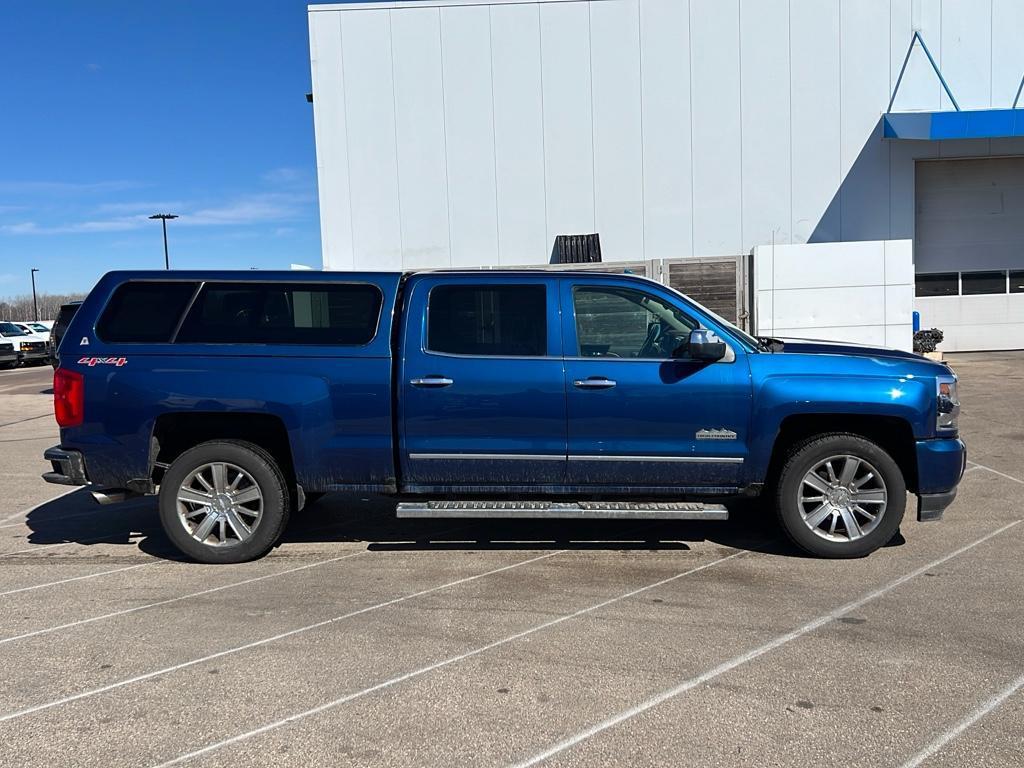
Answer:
xmin=308 ymin=0 xmax=1024 ymax=351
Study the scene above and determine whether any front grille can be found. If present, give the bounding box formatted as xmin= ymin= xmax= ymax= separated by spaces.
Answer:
xmin=0 ymin=343 xmax=12 ymax=352
xmin=21 ymin=342 xmax=45 ymax=352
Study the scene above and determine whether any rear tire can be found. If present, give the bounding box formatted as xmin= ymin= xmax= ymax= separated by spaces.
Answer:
xmin=158 ymin=440 xmax=291 ymax=564
xmin=776 ymin=433 xmax=905 ymax=558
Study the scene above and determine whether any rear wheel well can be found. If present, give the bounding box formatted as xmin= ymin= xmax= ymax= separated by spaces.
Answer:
xmin=766 ymin=414 xmax=918 ymax=493
xmin=151 ymin=412 xmax=295 ymax=489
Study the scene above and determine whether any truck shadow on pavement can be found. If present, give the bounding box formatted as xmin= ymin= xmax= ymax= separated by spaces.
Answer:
xmin=19 ymin=490 xmax=835 ymax=561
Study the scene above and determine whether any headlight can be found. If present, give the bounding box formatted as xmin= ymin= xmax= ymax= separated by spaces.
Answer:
xmin=936 ymin=375 xmax=959 ymax=433
xmin=19 ymin=342 xmax=31 ymax=351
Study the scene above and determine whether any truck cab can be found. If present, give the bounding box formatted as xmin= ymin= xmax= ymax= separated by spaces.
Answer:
xmin=43 ymin=270 xmax=965 ymax=563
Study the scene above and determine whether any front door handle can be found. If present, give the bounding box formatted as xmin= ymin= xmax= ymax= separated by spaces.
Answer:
xmin=410 ymin=376 xmax=454 ymax=388
xmin=573 ymin=377 xmax=617 ymax=389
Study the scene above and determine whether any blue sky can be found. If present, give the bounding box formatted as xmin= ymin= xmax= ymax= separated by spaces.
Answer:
xmin=0 ymin=0 xmax=326 ymax=298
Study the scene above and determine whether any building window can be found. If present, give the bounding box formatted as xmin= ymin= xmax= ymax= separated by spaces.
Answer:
xmin=915 ymin=273 xmax=959 ymax=297
xmin=961 ymin=271 xmax=1007 ymax=296
xmin=1010 ymin=271 xmax=1024 ymax=294
xmin=427 ymin=284 xmax=547 ymax=357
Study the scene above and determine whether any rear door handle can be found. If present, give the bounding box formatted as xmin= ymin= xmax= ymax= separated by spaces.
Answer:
xmin=410 ymin=376 xmax=454 ymax=388
xmin=573 ymin=377 xmax=617 ymax=389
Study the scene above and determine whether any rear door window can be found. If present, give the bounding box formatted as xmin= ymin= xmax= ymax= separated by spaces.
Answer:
xmin=427 ymin=284 xmax=547 ymax=356
xmin=97 ymin=282 xmax=198 ymax=343
xmin=174 ymin=282 xmax=383 ymax=345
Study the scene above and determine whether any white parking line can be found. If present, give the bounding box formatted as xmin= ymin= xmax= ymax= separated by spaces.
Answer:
xmin=0 ymin=528 xmax=155 ymax=558
xmin=897 ymin=672 xmax=1024 ymax=768
xmin=0 ymin=563 xmax=155 ymax=598
xmin=0 ymin=486 xmax=79 ymax=525
xmin=0 ymin=549 xmax=565 ymax=725
xmin=149 ymin=550 xmax=745 ymax=768
xmin=505 ymin=520 xmax=1022 ymax=768
xmin=967 ymin=460 xmax=1024 ymax=485
xmin=0 ymin=506 xmax=125 ymax=530
xmin=0 ymin=550 xmax=367 ymax=643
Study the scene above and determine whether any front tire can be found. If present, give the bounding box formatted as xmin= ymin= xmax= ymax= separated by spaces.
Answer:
xmin=776 ymin=433 xmax=905 ymax=558
xmin=158 ymin=440 xmax=291 ymax=564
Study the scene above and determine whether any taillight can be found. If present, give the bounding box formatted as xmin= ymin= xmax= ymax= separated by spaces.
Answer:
xmin=54 ymin=368 xmax=84 ymax=427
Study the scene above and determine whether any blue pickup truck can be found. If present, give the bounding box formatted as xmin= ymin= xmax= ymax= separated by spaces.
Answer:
xmin=42 ymin=270 xmax=965 ymax=563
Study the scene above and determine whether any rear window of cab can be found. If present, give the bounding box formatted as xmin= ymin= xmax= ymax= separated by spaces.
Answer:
xmin=96 ymin=281 xmax=384 ymax=346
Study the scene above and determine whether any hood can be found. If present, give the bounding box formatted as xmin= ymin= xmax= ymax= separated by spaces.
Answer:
xmin=775 ymin=337 xmax=924 ymax=362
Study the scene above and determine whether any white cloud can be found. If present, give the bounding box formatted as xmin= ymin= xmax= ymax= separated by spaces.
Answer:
xmin=261 ymin=167 xmax=311 ymax=186
xmin=0 ymin=180 xmax=141 ymax=195
xmin=1 ymin=192 xmax=312 ymax=236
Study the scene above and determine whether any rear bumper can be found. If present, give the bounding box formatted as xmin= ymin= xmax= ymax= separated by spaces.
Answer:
xmin=42 ymin=446 xmax=91 ymax=486
xmin=914 ymin=437 xmax=966 ymax=522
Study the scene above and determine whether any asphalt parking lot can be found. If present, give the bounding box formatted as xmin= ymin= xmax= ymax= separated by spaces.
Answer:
xmin=0 ymin=355 xmax=1021 ymax=768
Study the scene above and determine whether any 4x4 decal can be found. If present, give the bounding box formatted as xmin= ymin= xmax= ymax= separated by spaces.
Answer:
xmin=78 ymin=356 xmax=127 ymax=367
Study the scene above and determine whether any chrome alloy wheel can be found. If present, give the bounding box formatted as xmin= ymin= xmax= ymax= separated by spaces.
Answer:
xmin=797 ymin=454 xmax=887 ymax=542
xmin=176 ymin=462 xmax=264 ymax=547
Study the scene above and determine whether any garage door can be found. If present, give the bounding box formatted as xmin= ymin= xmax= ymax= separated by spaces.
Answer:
xmin=914 ymin=157 xmax=1024 ymax=351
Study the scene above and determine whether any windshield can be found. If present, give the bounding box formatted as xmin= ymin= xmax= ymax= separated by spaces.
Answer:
xmin=0 ymin=322 xmax=28 ymax=336
xmin=28 ymin=323 xmax=48 ymax=332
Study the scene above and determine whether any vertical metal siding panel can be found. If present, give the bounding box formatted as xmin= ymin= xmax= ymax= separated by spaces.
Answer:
xmin=341 ymin=11 xmax=402 ymax=270
xmin=690 ymin=0 xmax=741 ymax=256
xmin=891 ymin=0 xmax=942 ymax=111
xmin=840 ymin=0 xmax=890 ymax=242
xmin=309 ymin=13 xmax=355 ymax=271
xmin=491 ymin=4 xmax=547 ymax=265
xmin=640 ymin=0 xmax=693 ymax=259
xmin=740 ymin=0 xmax=791 ymax=250
xmin=590 ymin=0 xmax=643 ymax=263
xmin=888 ymin=0 xmax=937 ymax=243
xmin=391 ymin=8 xmax=451 ymax=269
xmin=441 ymin=6 xmax=500 ymax=268
xmin=939 ymin=0 xmax=992 ymax=110
xmin=992 ymin=0 xmax=1024 ymax=107
xmin=790 ymin=0 xmax=841 ymax=243
xmin=540 ymin=1 xmax=596 ymax=244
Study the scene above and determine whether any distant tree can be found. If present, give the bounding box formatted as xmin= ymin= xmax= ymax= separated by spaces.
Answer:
xmin=0 ymin=293 xmax=87 ymax=322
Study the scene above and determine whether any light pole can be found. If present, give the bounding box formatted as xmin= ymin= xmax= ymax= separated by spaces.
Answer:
xmin=30 ymin=268 xmax=39 ymax=321
xmin=148 ymin=213 xmax=179 ymax=269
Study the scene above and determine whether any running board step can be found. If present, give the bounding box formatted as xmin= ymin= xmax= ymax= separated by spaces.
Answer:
xmin=396 ymin=500 xmax=728 ymax=521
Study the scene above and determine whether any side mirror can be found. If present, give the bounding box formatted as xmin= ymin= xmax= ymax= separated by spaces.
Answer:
xmin=683 ymin=328 xmax=727 ymax=361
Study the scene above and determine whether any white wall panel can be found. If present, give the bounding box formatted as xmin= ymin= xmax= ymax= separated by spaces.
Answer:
xmin=539 ymin=1 xmax=595 ymax=242
xmin=740 ymin=0 xmax=791 ymax=249
xmin=391 ymin=8 xmax=450 ymax=268
xmin=690 ymin=0 xmax=741 ymax=256
xmin=339 ymin=10 xmax=402 ymax=269
xmin=992 ymin=0 xmax=1024 ymax=107
xmin=639 ymin=0 xmax=692 ymax=260
xmin=790 ymin=0 xmax=840 ymax=244
xmin=490 ymin=3 xmax=547 ymax=265
xmin=839 ymin=0 xmax=890 ymax=242
xmin=890 ymin=0 xmax=943 ymax=112
xmin=308 ymin=12 xmax=354 ymax=270
xmin=753 ymin=240 xmax=914 ymax=350
xmin=311 ymin=0 xmax=1024 ymax=354
xmin=590 ymin=0 xmax=644 ymax=262
xmin=940 ymin=0 xmax=991 ymax=111
xmin=441 ymin=5 xmax=500 ymax=267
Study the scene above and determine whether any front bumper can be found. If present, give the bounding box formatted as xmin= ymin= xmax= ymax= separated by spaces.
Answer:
xmin=42 ymin=446 xmax=90 ymax=486
xmin=18 ymin=348 xmax=49 ymax=362
xmin=914 ymin=437 xmax=966 ymax=522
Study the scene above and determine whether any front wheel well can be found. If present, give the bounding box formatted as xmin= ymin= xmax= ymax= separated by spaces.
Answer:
xmin=151 ymin=412 xmax=295 ymax=489
xmin=766 ymin=414 xmax=918 ymax=493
